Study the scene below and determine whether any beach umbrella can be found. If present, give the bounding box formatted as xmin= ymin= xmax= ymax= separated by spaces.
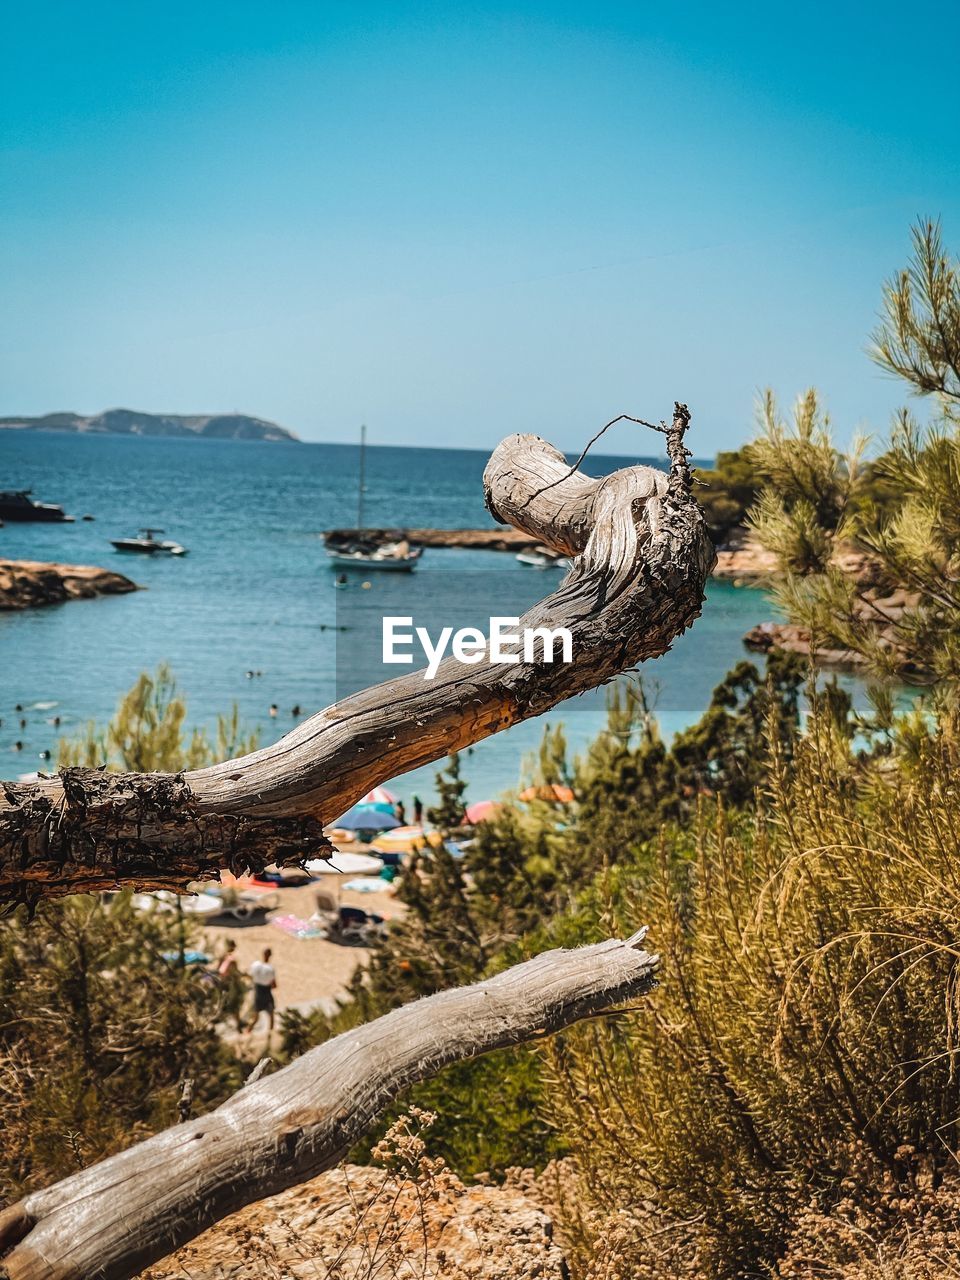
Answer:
xmin=371 ymin=825 xmax=445 ymax=855
xmin=519 ymin=783 xmax=575 ymax=804
xmin=335 ymin=804 xmax=402 ymax=832
xmin=360 ymin=785 xmax=398 ymax=806
xmin=465 ymin=800 xmax=501 ymax=825
xmin=304 ymin=851 xmax=384 ymax=875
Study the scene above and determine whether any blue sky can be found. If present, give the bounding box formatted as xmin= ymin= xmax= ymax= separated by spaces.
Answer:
xmin=2 ymin=2 xmax=958 ymax=453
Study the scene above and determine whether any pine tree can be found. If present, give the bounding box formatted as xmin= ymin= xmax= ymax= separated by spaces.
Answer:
xmin=58 ymin=663 xmax=258 ymax=771
xmin=871 ymin=218 xmax=960 ymax=415
xmin=695 ymin=446 xmax=761 ymax=545
xmin=747 ymin=221 xmax=960 ymax=688
xmin=425 ymin=752 xmax=467 ymax=833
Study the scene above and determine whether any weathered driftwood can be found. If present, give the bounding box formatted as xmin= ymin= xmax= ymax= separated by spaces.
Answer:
xmin=0 ymin=930 xmax=658 ymax=1280
xmin=0 ymin=405 xmax=715 ymax=903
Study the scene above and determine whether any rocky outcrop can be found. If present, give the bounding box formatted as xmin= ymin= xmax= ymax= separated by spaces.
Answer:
xmin=712 ymin=541 xmax=781 ymax=580
xmin=139 ymin=1163 xmax=568 ymax=1279
xmin=744 ymin=621 xmax=866 ymax=667
xmin=0 ymin=559 xmax=139 ymax=610
xmin=325 ymin=526 xmax=544 ymax=551
xmin=744 ymin=586 xmax=922 ymax=672
xmin=711 ymin=530 xmax=879 ymax=585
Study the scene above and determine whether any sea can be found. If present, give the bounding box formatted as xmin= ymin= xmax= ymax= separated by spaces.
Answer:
xmin=0 ymin=431 xmax=789 ymax=808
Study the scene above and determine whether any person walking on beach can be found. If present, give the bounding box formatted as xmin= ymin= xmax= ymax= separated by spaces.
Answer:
xmin=216 ymin=940 xmax=245 ymax=1031
xmin=412 ymin=795 xmax=423 ymax=825
xmin=395 ymin=800 xmax=406 ymax=825
xmin=245 ymin=947 xmax=277 ymax=1036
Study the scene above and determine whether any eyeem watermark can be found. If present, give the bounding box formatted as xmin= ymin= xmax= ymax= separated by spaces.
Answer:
xmin=383 ymin=616 xmax=573 ymax=680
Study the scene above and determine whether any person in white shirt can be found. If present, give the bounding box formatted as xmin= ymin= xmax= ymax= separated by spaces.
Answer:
xmin=245 ymin=947 xmax=277 ymax=1034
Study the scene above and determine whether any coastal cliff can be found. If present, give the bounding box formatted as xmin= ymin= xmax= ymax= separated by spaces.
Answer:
xmin=0 ymin=559 xmax=139 ymax=610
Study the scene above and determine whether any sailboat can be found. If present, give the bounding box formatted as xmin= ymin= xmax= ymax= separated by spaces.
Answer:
xmin=325 ymin=426 xmax=421 ymax=572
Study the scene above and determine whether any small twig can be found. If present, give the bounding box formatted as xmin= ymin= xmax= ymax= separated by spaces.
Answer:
xmin=177 ymin=1078 xmax=195 ymax=1124
xmin=664 ymin=402 xmax=694 ymax=496
xmin=520 ymin=412 xmax=664 ymax=508
xmin=244 ymin=1056 xmax=273 ymax=1087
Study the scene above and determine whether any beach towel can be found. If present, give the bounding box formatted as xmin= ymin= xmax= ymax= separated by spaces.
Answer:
xmin=270 ymin=913 xmax=327 ymax=939
xmin=342 ymin=877 xmax=384 ymax=893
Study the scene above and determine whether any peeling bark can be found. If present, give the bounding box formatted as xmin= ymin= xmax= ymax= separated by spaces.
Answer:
xmin=0 ymin=405 xmax=715 ymax=902
xmin=0 ymin=770 xmax=333 ymax=905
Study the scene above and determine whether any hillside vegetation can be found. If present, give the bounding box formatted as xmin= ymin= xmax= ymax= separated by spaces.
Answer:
xmin=0 ymin=407 xmax=298 ymax=441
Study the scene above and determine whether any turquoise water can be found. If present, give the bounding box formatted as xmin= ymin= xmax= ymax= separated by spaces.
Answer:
xmin=0 ymin=432 xmax=777 ymax=804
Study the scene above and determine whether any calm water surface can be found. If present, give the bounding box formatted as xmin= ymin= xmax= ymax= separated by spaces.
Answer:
xmin=1 ymin=432 xmax=779 ymax=805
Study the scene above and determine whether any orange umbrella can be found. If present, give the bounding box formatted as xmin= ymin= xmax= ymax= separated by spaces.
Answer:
xmin=519 ymin=783 xmax=575 ymax=804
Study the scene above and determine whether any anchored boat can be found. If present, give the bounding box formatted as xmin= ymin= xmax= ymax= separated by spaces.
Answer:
xmin=0 ymin=490 xmax=74 ymax=522
xmin=111 ymin=527 xmax=188 ymax=556
xmin=516 ymin=548 xmax=570 ymax=569
xmin=326 ymin=539 xmax=422 ymax=571
xmin=325 ymin=425 xmax=421 ymax=571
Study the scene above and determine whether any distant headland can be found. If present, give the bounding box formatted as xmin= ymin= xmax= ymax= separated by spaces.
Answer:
xmin=0 ymin=408 xmax=299 ymax=442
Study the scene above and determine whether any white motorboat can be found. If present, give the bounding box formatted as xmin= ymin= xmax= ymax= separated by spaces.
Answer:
xmin=516 ymin=549 xmax=568 ymax=569
xmin=111 ymin=527 xmax=188 ymax=555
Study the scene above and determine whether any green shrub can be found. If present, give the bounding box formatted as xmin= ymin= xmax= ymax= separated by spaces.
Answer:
xmin=0 ymin=893 xmax=241 ymax=1198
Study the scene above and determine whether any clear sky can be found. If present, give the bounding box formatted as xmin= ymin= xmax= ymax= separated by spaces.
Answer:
xmin=2 ymin=1 xmax=958 ymax=453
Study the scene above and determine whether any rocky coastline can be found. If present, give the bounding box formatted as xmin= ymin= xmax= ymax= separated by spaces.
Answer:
xmin=326 ymin=527 xmax=908 ymax=670
xmin=0 ymin=559 xmax=139 ymax=610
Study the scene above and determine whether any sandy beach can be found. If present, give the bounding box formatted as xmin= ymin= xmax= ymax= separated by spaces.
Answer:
xmin=200 ymin=873 xmax=405 ymax=1024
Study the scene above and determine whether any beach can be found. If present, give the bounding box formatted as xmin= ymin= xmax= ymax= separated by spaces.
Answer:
xmin=201 ymin=874 xmax=404 ymax=1020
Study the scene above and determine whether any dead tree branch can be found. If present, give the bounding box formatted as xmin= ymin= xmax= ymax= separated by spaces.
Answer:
xmin=0 ymin=405 xmax=714 ymax=903
xmin=0 ymin=930 xmax=658 ymax=1280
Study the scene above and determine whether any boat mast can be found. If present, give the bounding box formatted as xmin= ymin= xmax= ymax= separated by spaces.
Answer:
xmin=357 ymin=423 xmax=367 ymax=530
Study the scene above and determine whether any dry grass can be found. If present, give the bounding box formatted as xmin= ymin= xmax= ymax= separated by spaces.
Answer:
xmin=141 ymin=1109 xmax=565 ymax=1279
xmin=542 ymin=709 xmax=960 ymax=1277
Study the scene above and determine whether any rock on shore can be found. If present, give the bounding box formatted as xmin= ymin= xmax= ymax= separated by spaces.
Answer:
xmin=0 ymin=559 xmax=139 ymax=610
xmin=140 ymin=1163 xmax=568 ymax=1279
xmin=711 ymin=531 xmax=877 ymax=585
xmin=743 ymin=620 xmax=867 ymax=667
xmin=744 ymin=586 xmax=922 ymax=672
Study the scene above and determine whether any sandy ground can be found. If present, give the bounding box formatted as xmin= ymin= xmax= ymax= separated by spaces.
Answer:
xmin=198 ymin=872 xmax=404 ymax=1038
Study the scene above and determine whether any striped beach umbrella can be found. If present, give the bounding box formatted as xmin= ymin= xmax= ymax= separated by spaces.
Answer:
xmin=360 ymin=785 xmax=398 ymax=806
